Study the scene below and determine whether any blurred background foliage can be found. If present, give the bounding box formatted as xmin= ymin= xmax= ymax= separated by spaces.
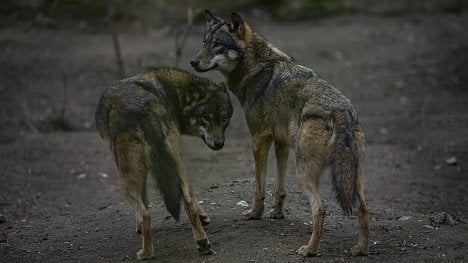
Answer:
xmin=1 ymin=0 xmax=467 ymax=30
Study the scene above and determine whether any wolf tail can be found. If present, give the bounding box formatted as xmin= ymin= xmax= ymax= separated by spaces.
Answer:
xmin=330 ymin=110 xmax=359 ymax=216
xmin=143 ymin=123 xmax=182 ymax=221
xmin=95 ymin=88 xmax=111 ymax=141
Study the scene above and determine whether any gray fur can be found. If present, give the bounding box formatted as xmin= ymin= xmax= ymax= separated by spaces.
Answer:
xmin=95 ymin=67 xmax=232 ymax=259
xmin=191 ymin=11 xmax=369 ymax=257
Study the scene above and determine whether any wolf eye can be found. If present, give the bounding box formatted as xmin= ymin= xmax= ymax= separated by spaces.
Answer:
xmin=222 ymin=117 xmax=229 ymax=122
xmin=214 ymin=42 xmax=222 ymax=48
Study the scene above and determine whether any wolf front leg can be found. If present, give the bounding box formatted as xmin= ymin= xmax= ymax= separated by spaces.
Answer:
xmin=243 ymin=134 xmax=273 ymax=220
xmin=180 ymin=176 xmax=213 ymax=255
xmin=167 ymin=131 xmax=214 ymax=255
xmin=192 ymin=194 xmax=211 ymax=226
xmin=175 ymin=161 xmax=213 ymax=254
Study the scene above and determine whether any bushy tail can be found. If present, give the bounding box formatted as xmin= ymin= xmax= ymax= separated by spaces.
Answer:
xmin=330 ymin=110 xmax=358 ymax=216
xmin=143 ymin=124 xmax=182 ymax=221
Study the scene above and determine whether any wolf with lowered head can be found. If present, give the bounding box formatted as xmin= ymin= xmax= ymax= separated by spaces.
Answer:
xmin=95 ymin=67 xmax=233 ymax=259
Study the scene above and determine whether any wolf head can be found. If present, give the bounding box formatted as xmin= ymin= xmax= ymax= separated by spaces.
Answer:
xmin=183 ymin=81 xmax=233 ymax=151
xmin=190 ymin=10 xmax=251 ymax=74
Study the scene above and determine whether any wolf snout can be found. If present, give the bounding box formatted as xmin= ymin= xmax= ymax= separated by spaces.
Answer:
xmin=201 ymin=135 xmax=224 ymax=150
xmin=213 ymin=140 xmax=224 ymax=150
xmin=190 ymin=59 xmax=200 ymax=67
xmin=208 ymin=139 xmax=224 ymax=151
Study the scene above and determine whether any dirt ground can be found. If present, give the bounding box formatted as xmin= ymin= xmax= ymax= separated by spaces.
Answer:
xmin=1 ymin=12 xmax=467 ymax=262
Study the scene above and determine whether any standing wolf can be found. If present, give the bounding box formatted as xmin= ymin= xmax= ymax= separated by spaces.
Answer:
xmin=191 ymin=11 xmax=369 ymax=256
xmin=95 ymin=67 xmax=233 ymax=259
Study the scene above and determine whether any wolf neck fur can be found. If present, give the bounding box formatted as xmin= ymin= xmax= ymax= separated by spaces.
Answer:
xmin=226 ymin=33 xmax=291 ymax=104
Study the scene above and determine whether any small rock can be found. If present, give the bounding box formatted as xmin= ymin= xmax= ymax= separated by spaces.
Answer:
xmin=430 ymin=212 xmax=445 ymax=224
xmin=445 ymin=215 xmax=456 ymax=226
xmin=236 ymin=200 xmax=249 ymax=207
xmin=333 ymin=51 xmax=343 ymax=60
xmin=399 ymin=216 xmax=413 ymax=221
xmin=379 ymin=127 xmax=388 ymax=135
xmin=445 ymin=156 xmax=457 ymax=165
xmin=198 ymin=200 xmax=204 ymax=204
xmin=395 ymin=80 xmax=404 ymax=89
xmin=423 ymin=224 xmax=434 ymax=229
xmin=76 ymin=173 xmax=87 ymax=179
xmin=400 ymin=239 xmax=406 ymax=248
xmin=430 ymin=212 xmax=456 ymax=226
xmin=99 ymin=172 xmax=109 ymax=178
xmin=83 ymin=121 xmax=92 ymax=129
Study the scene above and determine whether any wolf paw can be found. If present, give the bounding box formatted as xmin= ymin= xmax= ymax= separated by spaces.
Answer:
xmin=243 ymin=207 xmax=264 ymax=220
xmin=199 ymin=214 xmax=211 ymax=226
xmin=197 ymin=238 xmax=214 ymax=255
xmin=267 ymin=207 xmax=285 ymax=219
xmin=136 ymin=248 xmax=154 ymax=260
xmin=296 ymin=245 xmax=320 ymax=257
xmin=351 ymin=244 xmax=368 ymax=256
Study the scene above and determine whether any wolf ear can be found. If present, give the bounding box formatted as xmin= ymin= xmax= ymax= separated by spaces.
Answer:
xmin=229 ymin=12 xmax=246 ymax=39
xmin=205 ymin=10 xmax=221 ymax=27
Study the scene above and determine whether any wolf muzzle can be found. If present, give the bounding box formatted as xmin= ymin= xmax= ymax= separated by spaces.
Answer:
xmin=190 ymin=59 xmax=200 ymax=67
xmin=190 ymin=59 xmax=218 ymax=73
xmin=201 ymin=135 xmax=224 ymax=151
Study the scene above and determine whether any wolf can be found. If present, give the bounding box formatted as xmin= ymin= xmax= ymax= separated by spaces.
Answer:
xmin=191 ymin=11 xmax=369 ymax=256
xmin=95 ymin=67 xmax=233 ymax=259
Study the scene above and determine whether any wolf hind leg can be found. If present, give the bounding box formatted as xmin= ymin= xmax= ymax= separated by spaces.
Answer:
xmin=115 ymin=135 xmax=154 ymax=260
xmin=244 ymin=134 xmax=273 ymax=220
xmin=133 ymin=195 xmax=154 ymax=260
xmin=268 ymin=142 xmax=288 ymax=219
xmin=351 ymin=127 xmax=369 ymax=256
xmin=135 ymin=187 xmax=149 ymax=234
xmin=295 ymin=118 xmax=331 ymax=257
xmin=296 ymin=162 xmax=326 ymax=257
